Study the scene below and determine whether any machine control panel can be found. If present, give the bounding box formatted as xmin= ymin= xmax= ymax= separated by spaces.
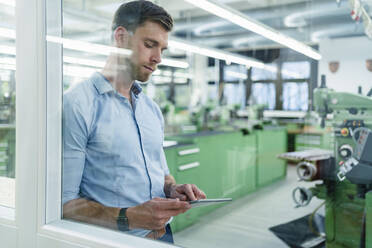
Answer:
xmin=335 ymin=120 xmax=365 ymax=137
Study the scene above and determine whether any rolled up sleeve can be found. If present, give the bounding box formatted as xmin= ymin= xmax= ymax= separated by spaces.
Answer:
xmin=62 ymin=97 xmax=89 ymax=205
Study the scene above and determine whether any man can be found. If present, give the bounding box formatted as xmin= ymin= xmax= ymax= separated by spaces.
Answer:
xmin=62 ymin=1 xmax=205 ymax=243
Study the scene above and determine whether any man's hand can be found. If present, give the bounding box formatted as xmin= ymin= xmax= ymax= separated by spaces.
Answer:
xmin=126 ymin=197 xmax=190 ymax=231
xmin=168 ymin=184 xmax=207 ymax=201
xmin=164 ymin=174 xmax=206 ymax=201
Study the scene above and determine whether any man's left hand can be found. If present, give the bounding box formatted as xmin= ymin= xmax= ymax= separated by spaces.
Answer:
xmin=168 ymin=184 xmax=206 ymax=201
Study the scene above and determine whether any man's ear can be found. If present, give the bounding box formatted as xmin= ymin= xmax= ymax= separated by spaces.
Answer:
xmin=114 ymin=26 xmax=130 ymax=48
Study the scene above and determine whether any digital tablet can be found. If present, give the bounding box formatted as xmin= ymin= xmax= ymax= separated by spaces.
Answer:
xmin=189 ymin=198 xmax=232 ymax=208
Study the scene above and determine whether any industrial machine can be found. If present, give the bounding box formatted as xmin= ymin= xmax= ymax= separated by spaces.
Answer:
xmin=279 ymin=76 xmax=372 ymax=248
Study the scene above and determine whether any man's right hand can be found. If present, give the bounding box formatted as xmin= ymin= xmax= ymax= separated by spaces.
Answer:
xmin=126 ymin=197 xmax=191 ymax=230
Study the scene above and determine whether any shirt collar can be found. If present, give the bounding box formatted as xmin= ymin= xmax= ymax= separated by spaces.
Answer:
xmin=93 ymin=72 xmax=142 ymax=97
xmin=93 ymin=72 xmax=114 ymax=95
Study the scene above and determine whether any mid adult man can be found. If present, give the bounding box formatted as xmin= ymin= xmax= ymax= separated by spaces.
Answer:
xmin=62 ymin=1 xmax=205 ymax=243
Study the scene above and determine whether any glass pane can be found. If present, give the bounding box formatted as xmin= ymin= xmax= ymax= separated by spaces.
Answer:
xmin=0 ymin=0 xmax=15 ymax=209
xmin=282 ymin=61 xmax=310 ymax=79
xmin=224 ymin=64 xmax=247 ymax=82
xmin=59 ymin=0 xmax=372 ymax=247
xmin=251 ymin=64 xmax=276 ymax=81
xmin=251 ymin=83 xmax=276 ymax=110
xmin=283 ymin=82 xmax=309 ymax=111
xmin=223 ymin=82 xmax=246 ymax=106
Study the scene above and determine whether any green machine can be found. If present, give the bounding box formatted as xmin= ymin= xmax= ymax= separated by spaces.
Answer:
xmin=279 ymin=76 xmax=372 ymax=248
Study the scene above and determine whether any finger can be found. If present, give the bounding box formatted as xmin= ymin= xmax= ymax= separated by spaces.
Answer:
xmin=156 ymin=199 xmax=191 ymax=210
xmin=152 ymin=197 xmax=179 ymax=202
xmin=184 ymin=184 xmax=197 ymax=201
xmin=160 ymin=208 xmax=190 ymax=217
xmin=199 ymin=190 xmax=207 ymax=199
xmin=191 ymin=184 xmax=202 ymax=199
xmin=172 ymin=191 xmax=187 ymax=201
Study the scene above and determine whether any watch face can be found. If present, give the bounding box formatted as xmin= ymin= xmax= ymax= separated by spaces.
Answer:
xmin=117 ymin=208 xmax=130 ymax=231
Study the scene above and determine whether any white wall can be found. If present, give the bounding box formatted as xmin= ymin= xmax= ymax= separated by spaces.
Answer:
xmin=319 ymin=36 xmax=372 ymax=94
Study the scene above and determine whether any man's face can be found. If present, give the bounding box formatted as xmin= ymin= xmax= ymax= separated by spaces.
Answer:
xmin=127 ymin=21 xmax=168 ymax=82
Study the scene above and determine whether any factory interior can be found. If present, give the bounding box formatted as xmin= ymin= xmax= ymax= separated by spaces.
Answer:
xmin=1 ymin=0 xmax=372 ymax=247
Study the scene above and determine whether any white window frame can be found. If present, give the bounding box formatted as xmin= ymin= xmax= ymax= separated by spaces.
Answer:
xmin=0 ymin=0 xmax=180 ymax=247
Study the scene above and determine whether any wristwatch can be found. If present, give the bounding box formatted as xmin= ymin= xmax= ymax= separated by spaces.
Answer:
xmin=117 ymin=208 xmax=130 ymax=232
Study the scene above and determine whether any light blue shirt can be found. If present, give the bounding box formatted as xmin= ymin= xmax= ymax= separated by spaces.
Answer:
xmin=63 ymin=72 xmax=170 ymax=237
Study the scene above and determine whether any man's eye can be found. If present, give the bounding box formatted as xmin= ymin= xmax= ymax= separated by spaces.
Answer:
xmin=145 ymin=42 xmax=153 ymax=48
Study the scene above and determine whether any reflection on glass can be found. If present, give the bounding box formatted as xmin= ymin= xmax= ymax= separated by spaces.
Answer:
xmin=62 ymin=0 xmax=204 ymax=244
xmin=59 ymin=0 xmax=371 ymax=247
xmin=0 ymin=0 xmax=15 ymax=209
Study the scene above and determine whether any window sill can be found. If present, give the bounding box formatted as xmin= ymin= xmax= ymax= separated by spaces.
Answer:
xmin=40 ymin=220 xmax=179 ymax=248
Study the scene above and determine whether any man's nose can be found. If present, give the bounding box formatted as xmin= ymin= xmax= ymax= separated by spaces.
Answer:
xmin=151 ymin=49 xmax=162 ymax=64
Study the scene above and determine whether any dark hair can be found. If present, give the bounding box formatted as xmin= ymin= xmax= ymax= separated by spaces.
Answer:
xmin=112 ymin=0 xmax=173 ymax=33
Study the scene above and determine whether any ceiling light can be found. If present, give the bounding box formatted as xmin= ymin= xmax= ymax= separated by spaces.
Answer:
xmin=46 ymin=36 xmax=189 ymax=69
xmin=169 ymin=37 xmax=265 ymax=69
xmin=183 ymin=0 xmax=322 ymax=60
xmin=0 ymin=27 xmax=275 ymax=72
xmin=64 ymin=65 xmax=97 ymax=78
xmin=63 ymin=56 xmax=105 ymax=68
xmin=46 ymin=36 xmax=132 ymax=56
xmin=161 ymin=58 xmax=189 ymax=69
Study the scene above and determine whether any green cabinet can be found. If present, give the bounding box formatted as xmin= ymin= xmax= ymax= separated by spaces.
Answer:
xmin=164 ymin=128 xmax=286 ymax=233
xmin=256 ymin=128 xmax=287 ymax=188
xmin=165 ymin=143 xmax=203 ymax=232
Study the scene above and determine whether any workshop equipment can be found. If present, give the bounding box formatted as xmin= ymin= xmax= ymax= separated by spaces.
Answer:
xmin=279 ymin=76 xmax=372 ymax=248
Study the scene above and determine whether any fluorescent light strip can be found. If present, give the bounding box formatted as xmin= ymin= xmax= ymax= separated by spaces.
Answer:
xmin=63 ymin=56 xmax=105 ymax=68
xmin=161 ymin=58 xmax=189 ymax=69
xmin=183 ymin=0 xmax=322 ymax=60
xmin=46 ymin=36 xmax=189 ymax=69
xmin=169 ymin=37 xmax=265 ymax=69
xmin=64 ymin=65 xmax=97 ymax=78
xmin=46 ymin=36 xmax=132 ymax=56
xmin=0 ymin=26 xmax=274 ymax=72
xmin=0 ymin=27 xmax=261 ymax=70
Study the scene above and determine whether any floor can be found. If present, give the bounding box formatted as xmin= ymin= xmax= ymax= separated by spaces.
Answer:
xmin=173 ymin=165 xmax=325 ymax=248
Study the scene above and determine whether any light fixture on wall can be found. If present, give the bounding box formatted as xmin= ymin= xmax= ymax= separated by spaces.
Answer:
xmin=183 ymin=0 xmax=322 ymax=60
